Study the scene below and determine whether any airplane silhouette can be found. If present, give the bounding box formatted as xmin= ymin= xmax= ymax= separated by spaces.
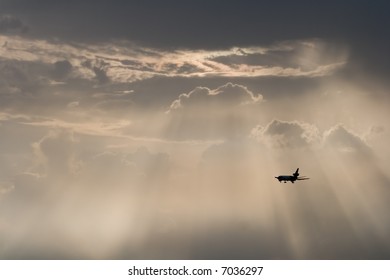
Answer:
xmin=275 ymin=168 xmax=309 ymax=183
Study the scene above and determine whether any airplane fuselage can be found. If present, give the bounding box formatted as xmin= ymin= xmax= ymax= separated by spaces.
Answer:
xmin=275 ymin=168 xmax=309 ymax=183
xmin=275 ymin=175 xmax=297 ymax=183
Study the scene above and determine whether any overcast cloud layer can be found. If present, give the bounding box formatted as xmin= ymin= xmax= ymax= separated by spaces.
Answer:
xmin=0 ymin=1 xmax=390 ymax=259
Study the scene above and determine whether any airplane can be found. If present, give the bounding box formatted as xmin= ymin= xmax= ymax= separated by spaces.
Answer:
xmin=275 ymin=168 xmax=309 ymax=183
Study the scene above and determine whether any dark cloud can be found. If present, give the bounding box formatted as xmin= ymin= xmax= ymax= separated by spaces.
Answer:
xmin=92 ymin=67 xmax=110 ymax=84
xmin=0 ymin=1 xmax=386 ymax=48
xmin=0 ymin=14 xmax=28 ymax=34
xmin=52 ymin=60 xmax=73 ymax=80
xmin=81 ymin=59 xmax=111 ymax=84
xmin=0 ymin=60 xmax=57 ymax=113
xmin=0 ymin=61 xmax=63 ymax=116
xmin=1 ymin=1 xmax=389 ymax=82
xmin=0 ymin=57 xmax=131 ymax=117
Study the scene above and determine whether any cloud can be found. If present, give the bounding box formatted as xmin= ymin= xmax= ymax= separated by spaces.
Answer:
xmin=31 ymin=129 xmax=80 ymax=180
xmin=168 ymin=82 xmax=261 ymax=111
xmin=1 ymin=1 xmax=388 ymax=85
xmin=93 ymin=66 xmax=110 ymax=84
xmin=0 ymin=1 xmax=389 ymax=260
xmin=0 ymin=1 xmax=385 ymax=49
xmin=0 ymin=60 xmax=43 ymax=95
xmin=1 ymin=111 xmax=390 ymax=259
xmin=253 ymin=119 xmax=320 ymax=148
xmin=81 ymin=59 xmax=111 ymax=84
xmin=78 ymin=147 xmax=169 ymax=193
xmin=0 ymin=126 xmax=173 ymax=258
xmin=28 ymin=128 xmax=171 ymax=188
xmin=0 ymin=15 xmax=28 ymax=34
xmin=323 ymin=124 xmax=372 ymax=155
xmin=251 ymin=120 xmax=374 ymax=159
xmin=0 ymin=35 xmax=346 ymax=87
xmin=0 ymin=58 xmax=92 ymax=116
xmin=51 ymin=60 xmax=73 ymax=80
xmin=368 ymin=125 xmax=385 ymax=136
xmin=192 ymin=118 xmax=390 ymax=259
xmin=165 ymin=83 xmax=262 ymax=140
xmin=125 ymin=146 xmax=170 ymax=179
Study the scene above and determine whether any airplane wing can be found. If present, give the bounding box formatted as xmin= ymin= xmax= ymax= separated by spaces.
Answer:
xmin=297 ymin=177 xmax=310 ymax=180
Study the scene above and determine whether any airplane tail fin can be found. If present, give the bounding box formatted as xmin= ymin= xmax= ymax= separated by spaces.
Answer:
xmin=293 ymin=168 xmax=299 ymax=178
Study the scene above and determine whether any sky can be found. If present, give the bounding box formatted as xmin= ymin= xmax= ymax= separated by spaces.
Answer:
xmin=0 ymin=0 xmax=390 ymax=259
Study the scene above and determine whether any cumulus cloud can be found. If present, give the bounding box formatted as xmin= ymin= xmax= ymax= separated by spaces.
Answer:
xmin=251 ymin=120 xmax=374 ymax=159
xmin=253 ymin=119 xmax=320 ymax=148
xmin=168 ymin=82 xmax=261 ymax=111
xmin=323 ymin=124 xmax=372 ymax=155
xmin=164 ymin=83 xmax=262 ymax=140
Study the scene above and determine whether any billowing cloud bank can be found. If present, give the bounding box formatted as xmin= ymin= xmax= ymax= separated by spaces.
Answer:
xmin=1 ymin=2 xmax=390 ymax=259
xmin=1 ymin=88 xmax=389 ymax=259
